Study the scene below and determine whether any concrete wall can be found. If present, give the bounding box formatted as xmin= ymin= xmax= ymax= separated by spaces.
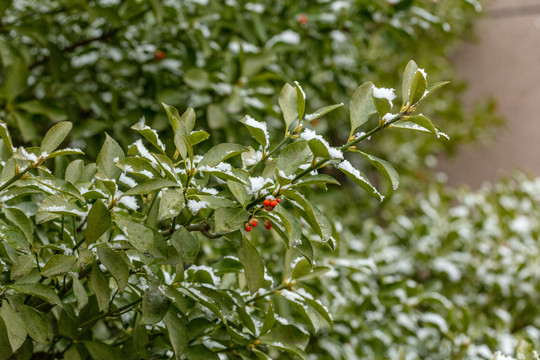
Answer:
xmin=438 ymin=0 xmax=540 ymax=188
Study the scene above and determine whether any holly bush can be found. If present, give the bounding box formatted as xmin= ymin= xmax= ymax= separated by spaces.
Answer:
xmin=0 ymin=61 xmax=450 ymax=359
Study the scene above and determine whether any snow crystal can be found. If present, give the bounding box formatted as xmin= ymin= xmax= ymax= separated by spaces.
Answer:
xmin=228 ymin=41 xmax=260 ymax=54
xmin=189 ymin=265 xmax=221 ymax=286
xmin=118 ymin=196 xmax=139 ymax=211
xmin=246 ymin=176 xmax=273 ymax=196
xmin=60 ymin=243 xmax=73 ymax=256
xmin=294 ymin=81 xmax=306 ymax=99
xmin=245 ymin=2 xmax=264 ymax=13
xmin=492 ymin=353 xmax=515 ymax=360
xmin=19 ymin=147 xmax=38 ymax=162
xmin=372 ymin=86 xmax=396 ymax=106
xmin=266 ymin=30 xmax=300 ymax=47
xmin=300 ymin=128 xmax=343 ymax=159
xmin=200 ymin=187 xmax=218 ymax=195
xmin=278 ymin=169 xmax=295 ymax=180
xmin=119 ymin=172 xmax=137 ymax=188
xmin=187 ymin=199 xmax=209 ymax=214
xmin=243 ymin=115 xmax=269 ymax=148
xmin=418 ymin=68 xmax=427 ymax=79
xmin=242 ymin=149 xmax=263 ymax=167
xmin=382 ymin=113 xmax=397 ymax=124
xmin=45 ymin=205 xmax=87 ymax=217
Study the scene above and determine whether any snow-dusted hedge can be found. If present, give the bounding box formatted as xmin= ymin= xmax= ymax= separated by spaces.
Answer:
xmin=305 ymin=175 xmax=540 ymax=359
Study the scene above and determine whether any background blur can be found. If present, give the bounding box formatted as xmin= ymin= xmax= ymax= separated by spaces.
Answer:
xmin=440 ymin=0 xmax=540 ymax=188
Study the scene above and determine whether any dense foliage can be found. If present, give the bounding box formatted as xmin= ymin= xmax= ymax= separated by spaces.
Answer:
xmin=0 ymin=0 xmax=497 ymax=167
xmin=305 ymin=174 xmax=540 ymax=359
xmin=0 ymin=63 xmax=451 ymax=359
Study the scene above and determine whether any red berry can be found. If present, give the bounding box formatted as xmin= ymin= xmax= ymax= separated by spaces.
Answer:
xmin=154 ymin=50 xmax=166 ymax=60
xmin=264 ymin=220 xmax=272 ymax=230
xmin=244 ymin=223 xmax=252 ymax=232
xmin=298 ymin=14 xmax=308 ymax=26
xmin=263 ymin=199 xmax=271 ymax=207
xmin=270 ymin=200 xmax=278 ymax=207
xmin=249 ymin=218 xmax=258 ymax=227
xmin=276 ymin=198 xmax=281 ymax=203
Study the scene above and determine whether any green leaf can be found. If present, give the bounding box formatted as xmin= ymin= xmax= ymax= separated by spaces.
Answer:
xmin=401 ymin=60 xmax=418 ymax=106
xmin=295 ymin=174 xmax=340 ymax=187
xmin=237 ymin=236 xmax=264 ymax=295
xmin=85 ymin=200 xmax=111 ymax=244
xmin=47 ymin=147 xmax=85 ymax=158
xmin=0 ymin=316 xmax=11 ymax=360
xmin=277 ymin=140 xmax=311 ymax=176
xmin=295 ymin=81 xmax=306 ymax=121
xmin=40 ymin=121 xmax=72 ymax=154
xmin=406 ymin=114 xmax=437 ymax=136
xmin=41 ymin=254 xmax=76 ymax=277
xmin=207 ymin=103 xmax=228 ymax=129
xmin=409 ymin=70 xmax=427 ymax=106
xmin=170 ymin=227 xmax=199 ymax=268
xmin=97 ymin=247 xmax=129 ymax=291
xmin=18 ymin=305 xmax=48 ymax=344
xmin=349 ymin=81 xmax=376 ymax=137
xmin=185 ymin=344 xmax=219 ymax=360
xmin=72 ymin=274 xmax=88 ymax=311
xmin=158 ymin=189 xmax=185 ymax=222
xmin=261 ymin=324 xmax=309 ymax=358
xmin=131 ymin=120 xmax=166 ymax=154
xmin=392 ymin=121 xmax=449 ymax=140
xmin=16 ymin=100 xmax=68 ymax=123
xmin=123 ymin=179 xmax=179 ymax=196
xmin=4 ymin=207 xmax=33 ymax=243
xmin=84 ymin=341 xmax=123 ymax=360
xmin=0 ymin=120 xmax=14 ymax=156
xmin=260 ymin=303 xmax=275 ymax=336
xmin=372 ymin=93 xmax=391 ymax=118
xmin=337 ymin=160 xmax=383 ymax=202
xmin=90 ymin=263 xmax=110 ymax=312
xmin=5 ymin=60 xmax=28 ymax=103
xmin=96 ymin=134 xmax=125 ymax=180
xmin=38 ymin=195 xmax=87 ymax=218
xmin=8 ymin=283 xmax=62 ymax=307
xmin=164 ymin=308 xmax=189 ymax=357
xmin=162 ymin=103 xmax=181 ymax=133
xmin=198 ymin=143 xmax=249 ymax=168
xmin=360 ymin=151 xmax=399 ymax=191
xmin=115 ymin=157 xmax=160 ymax=180
xmin=240 ymin=116 xmax=269 ymax=149
xmin=189 ymin=130 xmax=210 ymax=145
xmin=214 ymin=207 xmax=249 ymax=233
xmin=423 ymin=81 xmax=450 ymax=101
xmin=142 ymin=289 xmax=170 ymax=324
xmin=300 ymin=295 xmax=333 ymax=329
xmin=278 ymin=83 xmax=298 ymax=132
xmin=284 ymin=190 xmax=332 ymax=242
xmin=0 ymin=302 xmax=27 ymax=352
xmin=303 ymin=104 xmax=343 ymax=124
xmin=184 ymin=68 xmax=210 ymax=90
xmin=227 ymin=179 xmax=249 ymax=208
xmin=271 ymin=206 xmax=302 ymax=247
xmin=114 ymin=216 xmax=154 ymax=252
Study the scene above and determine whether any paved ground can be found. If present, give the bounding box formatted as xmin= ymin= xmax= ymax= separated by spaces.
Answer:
xmin=438 ymin=0 xmax=540 ymax=188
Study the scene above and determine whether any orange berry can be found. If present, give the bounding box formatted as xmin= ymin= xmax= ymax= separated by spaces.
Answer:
xmin=154 ymin=50 xmax=166 ymax=60
xmin=298 ymin=13 xmax=308 ymax=26
xmin=276 ymin=198 xmax=281 ymax=203
xmin=263 ymin=199 xmax=271 ymax=207
xmin=264 ymin=220 xmax=272 ymax=230
xmin=244 ymin=223 xmax=252 ymax=232
xmin=270 ymin=200 xmax=277 ymax=207
xmin=249 ymin=218 xmax=258 ymax=227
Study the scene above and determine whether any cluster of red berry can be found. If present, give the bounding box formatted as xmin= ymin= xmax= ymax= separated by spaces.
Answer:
xmin=243 ymin=198 xmax=281 ymax=232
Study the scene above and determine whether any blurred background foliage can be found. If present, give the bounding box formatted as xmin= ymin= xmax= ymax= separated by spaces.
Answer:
xmin=0 ymin=0 xmax=499 ymax=172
